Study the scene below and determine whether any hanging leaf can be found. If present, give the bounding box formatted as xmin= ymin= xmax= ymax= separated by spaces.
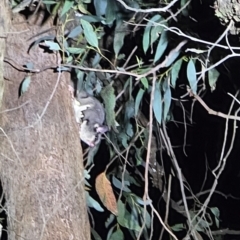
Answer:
xmin=101 ymin=85 xmax=117 ymax=132
xmin=109 ymin=229 xmax=124 ymax=240
xmin=154 ymin=30 xmax=168 ymax=63
xmin=86 ymin=191 xmax=104 ymax=212
xmin=91 ymin=228 xmax=103 ymax=240
xmin=171 ymin=59 xmax=183 ymax=88
xmin=112 ymin=176 xmax=131 ymax=192
xmin=141 ymin=77 xmax=149 ymax=89
xmin=81 ymin=19 xmax=99 ymax=48
xmin=60 ymin=0 xmax=74 ymax=17
xmin=153 ymin=81 xmax=162 ymax=124
xmin=95 ymin=172 xmax=118 ymax=215
xmin=20 ymin=76 xmax=31 ymax=95
xmin=165 ymin=50 xmax=180 ymax=68
xmin=114 ymin=21 xmax=126 ymax=57
xmin=105 ymin=0 xmax=118 ymax=24
xmin=94 ymin=0 xmax=107 ymax=17
xmin=44 ymin=40 xmax=61 ymax=51
xmin=187 ymin=59 xmax=197 ymax=94
xmin=150 ymin=17 xmax=163 ymax=46
xmin=105 ymin=214 xmax=115 ymax=228
xmin=135 ymin=88 xmax=144 ymax=116
xmin=66 ymin=47 xmax=84 ymax=54
xmin=117 ymin=200 xmax=141 ymax=231
xmin=208 ymin=67 xmax=219 ymax=92
xmin=171 ymin=223 xmax=185 ymax=231
xmin=163 ymin=82 xmax=171 ymax=121
xmin=78 ymin=2 xmax=91 ymax=14
xmin=67 ymin=26 xmax=82 ymax=39
xmin=142 ymin=14 xmax=161 ymax=54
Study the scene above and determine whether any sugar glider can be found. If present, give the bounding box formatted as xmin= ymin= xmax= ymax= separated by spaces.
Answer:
xmin=71 ymin=88 xmax=108 ymax=147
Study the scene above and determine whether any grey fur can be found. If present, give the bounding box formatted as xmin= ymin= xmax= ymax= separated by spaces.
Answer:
xmin=74 ymin=91 xmax=108 ymax=147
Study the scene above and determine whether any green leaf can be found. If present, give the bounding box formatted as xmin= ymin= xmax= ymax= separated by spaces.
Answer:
xmin=67 ymin=26 xmax=82 ymax=39
xmin=20 ymin=76 xmax=31 ymax=95
xmin=42 ymin=1 xmax=56 ymax=4
xmin=171 ymin=223 xmax=185 ymax=231
xmin=208 ymin=67 xmax=219 ymax=91
xmin=150 ymin=17 xmax=163 ymax=46
xmin=112 ymin=176 xmax=131 ymax=192
xmin=86 ymin=192 xmax=104 ymax=212
xmin=60 ymin=0 xmax=74 ymax=17
xmin=153 ymin=81 xmax=162 ymax=124
xmin=142 ymin=14 xmax=161 ymax=54
xmin=140 ymin=207 xmax=151 ymax=229
xmin=105 ymin=0 xmax=117 ymax=24
xmin=105 ymin=214 xmax=115 ymax=228
xmin=141 ymin=77 xmax=149 ymax=89
xmin=154 ymin=30 xmax=168 ymax=63
xmin=94 ymin=0 xmax=107 ymax=17
xmin=117 ymin=200 xmax=125 ymax=219
xmin=101 ymin=85 xmax=117 ymax=132
xmin=163 ymin=82 xmax=171 ymax=121
xmin=165 ymin=50 xmax=182 ymax=68
xmin=81 ymin=19 xmax=99 ymax=48
xmin=135 ymin=88 xmax=144 ymax=116
xmin=171 ymin=59 xmax=183 ymax=88
xmin=66 ymin=47 xmax=85 ymax=54
xmin=109 ymin=229 xmax=124 ymax=240
xmin=44 ymin=40 xmax=61 ymax=51
xmin=117 ymin=200 xmax=141 ymax=231
xmin=91 ymin=228 xmax=102 ymax=240
xmin=187 ymin=59 xmax=197 ymax=94
xmin=114 ymin=21 xmax=126 ymax=57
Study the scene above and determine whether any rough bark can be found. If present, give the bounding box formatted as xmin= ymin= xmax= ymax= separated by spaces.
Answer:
xmin=0 ymin=2 xmax=90 ymax=240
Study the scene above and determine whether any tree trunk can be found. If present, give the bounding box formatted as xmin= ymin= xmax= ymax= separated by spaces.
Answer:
xmin=0 ymin=2 xmax=90 ymax=239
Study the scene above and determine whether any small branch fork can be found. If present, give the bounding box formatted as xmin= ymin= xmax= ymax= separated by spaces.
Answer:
xmin=187 ymin=87 xmax=240 ymax=122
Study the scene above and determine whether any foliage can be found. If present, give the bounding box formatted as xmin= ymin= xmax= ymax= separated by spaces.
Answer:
xmin=11 ymin=0 xmax=239 ymax=239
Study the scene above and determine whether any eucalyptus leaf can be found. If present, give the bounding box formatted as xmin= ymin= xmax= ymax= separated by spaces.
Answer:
xmin=114 ymin=21 xmax=126 ymax=57
xmin=25 ymin=62 xmax=34 ymax=70
xmin=105 ymin=214 xmax=115 ymax=228
xmin=135 ymin=88 xmax=144 ymax=116
xmin=153 ymin=81 xmax=162 ymax=124
xmin=150 ymin=23 xmax=162 ymax=46
xmin=163 ymin=82 xmax=171 ymax=121
xmin=67 ymin=26 xmax=82 ymax=39
xmin=20 ymin=76 xmax=31 ymax=95
xmin=141 ymin=77 xmax=149 ymax=89
xmin=109 ymin=229 xmax=124 ymax=240
xmin=94 ymin=0 xmax=107 ymax=16
xmin=106 ymin=0 xmax=118 ymax=24
xmin=171 ymin=59 xmax=183 ymax=88
xmin=101 ymin=85 xmax=117 ymax=131
xmin=66 ymin=47 xmax=84 ymax=54
xmin=140 ymin=207 xmax=151 ymax=229
xmin=187 ymin=59 xmax=197 ymax=94
xmin=208 ymin=67 xmax=219 ymax=91
xmin=142 ymin=14 xmax=161 ymax=54
xmin=165 ymin=50 xmax=181 ymax=68
xmin=86 ymin=192 xmax=104 ymax=212
xmin=60 ymin=0 xmax=74 ymax=17
xmin=44 ymin=40 xmax=61 ymax=51
xmin=81 ymin=19 xmax=99 ymax=48
xmin=91 ymin=228 xmax=102 ymax=240
xmin=154 ymin=30 xmax=168 ymax=63
xmin=171 ymin=223 xmax=185 ymax=231
xmin=112 ymin=176 xmax=131 ymax=192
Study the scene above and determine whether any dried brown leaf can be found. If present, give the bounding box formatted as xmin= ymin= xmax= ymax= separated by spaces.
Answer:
xmin=95 ymin=172 xmax=118 ymax=215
